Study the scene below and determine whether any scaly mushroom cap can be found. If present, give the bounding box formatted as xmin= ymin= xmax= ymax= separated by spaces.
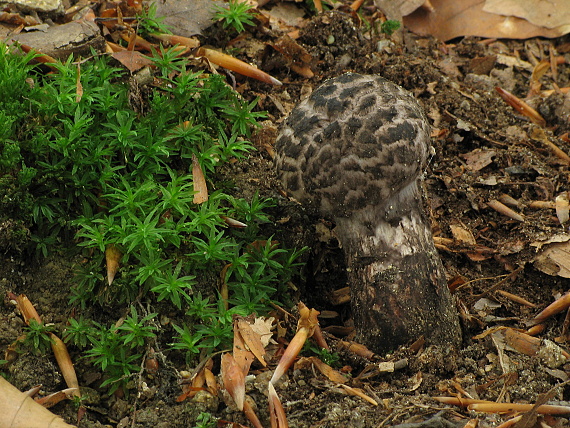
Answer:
xmin=275 ymin=73 xmax=432 ymax=220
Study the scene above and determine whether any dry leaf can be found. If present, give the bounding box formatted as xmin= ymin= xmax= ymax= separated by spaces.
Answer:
xmin=105 ymin=244 xmax=121 ymax=286
xmin=483 ymin=0 xmax=570 ymax=29
xmin=534 ymin=240 xmax=570 ymax=278
xmin=461 ymin=148 xmax=496 ymax=172
xmin=250 ymin=317 xmax=275 ymax=347
xmin=232 ymin=319 xmax=255 ymax=376
xmin=221 ymin=353 xmax=245 ymax=411
xmin=0 ymin=377 xmax=76 ymax=428
xmin=402 ymin=0 xmax=568 ymax=42
xmin=75 ymin=63 xmax=83 ymax=103
xmin=50 ymin=333 xmax=81 ymax=398
xmin=111 ymin=50 xmax=154 ymax=73
xmin=236 ymin=318 xmax=267 ymax=367
xmin=154 ymin=0 xmax=217 ymax=37
xmin=12 ymin=294 xmax=42 ymax=324
xmin=449 ymin=224 xmax=477 ymax=246
xmin=306 ymin=357 xmax=348 ymax=384
xmin=556 ymin=192 xmax=570 ymax=224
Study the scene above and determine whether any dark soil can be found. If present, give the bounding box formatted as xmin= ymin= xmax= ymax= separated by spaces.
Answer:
xmin=2 ymin=5 xmax=570 ymax=428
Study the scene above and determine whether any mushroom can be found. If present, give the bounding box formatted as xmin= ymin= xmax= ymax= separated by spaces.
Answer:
xmin=275 ymin=73 xmax=461 ymax=353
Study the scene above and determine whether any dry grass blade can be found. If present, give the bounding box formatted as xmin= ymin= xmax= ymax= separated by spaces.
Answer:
xmin=530 ymin=127 xmax=570 ymax=165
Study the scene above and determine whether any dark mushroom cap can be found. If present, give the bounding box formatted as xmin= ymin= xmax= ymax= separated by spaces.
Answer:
xmin=275 ymin=73 xmax=432 ymax=219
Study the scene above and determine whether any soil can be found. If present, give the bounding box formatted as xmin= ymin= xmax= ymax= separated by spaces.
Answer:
xmin=2 ymin=4 xmax=570 ymax=428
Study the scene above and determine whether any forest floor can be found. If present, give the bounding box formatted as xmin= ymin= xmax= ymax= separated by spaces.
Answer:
xmin=2 ymin=2 xmax=570 ymax=427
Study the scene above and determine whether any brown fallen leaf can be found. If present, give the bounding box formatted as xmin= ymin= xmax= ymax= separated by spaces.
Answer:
xmin=197 ymin=47 xmax=282 ymax=86
xmin=483 ymin=0 xmax=570 ymax=30
xmin=534 ymin=240 xmax=570 ymax=278
xmin=36 ymin=388 xmax=79 ymax=408
xmin=110 ymin=49 xmax=154 ymax=73
xmin=236 ymin=318 xmax=267 ymax=367
xmin=0 ymin=377 xmax=76 ymax=428
xmin=402 ymin=0 xmax=568 ymax=42
xmin=221 ymin=353 xmax=245 ymax=411
xmin=461 ymin=148 xmax=496 ymax=172
xmin=449 ymin=224 xmax=477 ymax=246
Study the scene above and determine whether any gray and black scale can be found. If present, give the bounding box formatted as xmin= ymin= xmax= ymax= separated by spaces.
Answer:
xmin=275 ymin=73 xmax=461 ymax=353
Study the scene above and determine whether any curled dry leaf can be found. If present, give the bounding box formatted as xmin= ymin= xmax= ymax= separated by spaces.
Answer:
xmin=191 ymin=153 xmax=208 ymax=204
xmin=12 ymin=293 xmax=41 ymax=324
xmin=271 ymin=303 xmax=319 ymax=384
xmin=0 ymin=377 xmax=76 ymax=428
xmin=221 ymin=353 xmax=245 ymax=411
xmin=105 ymin=244 xmax=121 ymax=286
xmin=556 ymin=192 xmax=570 ymax=224
xmin=268 ymin=382 xmax=288 ymax=428
xmin=50 ymin=333 xmax=81 ymax=398
xmin=487 ymin=199 xmax=524 ymax=222
xmin=36 ymin=388 xmax=79 ymax=408
xmin=495 ymin=87 xmax=546 ymax=127
xmin=434 ymin=396 xmax=570 ymax=415
xmin=197 ymin=47 xmax=282 ymax=86
xmin=533 ymin=241 xmax=570 ymax=278
xmin=232 ymin=319 xmax=255 ymax=376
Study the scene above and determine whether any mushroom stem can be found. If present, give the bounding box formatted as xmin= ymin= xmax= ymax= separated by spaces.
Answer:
xmin=335 ymin=182 xmax=460 ymax=352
